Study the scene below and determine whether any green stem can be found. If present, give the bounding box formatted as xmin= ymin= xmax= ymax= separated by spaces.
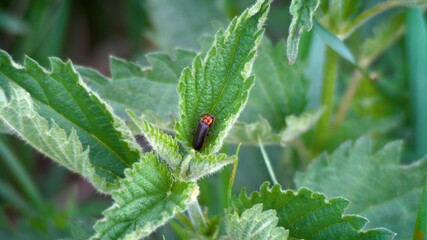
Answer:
xmin=340 ymin=0 xmax=426 ymax=39
xmin=413 ymin=177 xmax=427 ymax=239
xmin=258 ymin=136 xmax=278 ymax=185
xmin=315 ymin=47 xmax=338 ymax=145
xmin=187 ymin=200 xmax=206 ymax=231
xmin=227 ymin=144 xmax=241 ymax=207
xmin=0 ymin=137 xmax=44 ymax=214
xmin=333 ymin=71 xmax=362 ymax=128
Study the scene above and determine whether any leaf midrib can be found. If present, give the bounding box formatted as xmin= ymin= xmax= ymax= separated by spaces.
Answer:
xmin=0 ymin=67 xmax=132 ymax=175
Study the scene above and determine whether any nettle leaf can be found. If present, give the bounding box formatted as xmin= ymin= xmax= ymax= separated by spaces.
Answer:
xmin=145 ymin=50 xmax=197 ymax=84
xmin=234 ymin=182 xmax=395 ymax=239
xmin=280 ymin=108 xmax=324 ymax=146
xmin=287 ymin=0 xmax=320 ymax=64
xmin=175 ymin=0 xmax=270 ymax=154
xmin=92 ymin=153 xmax=198 ymax=240
xmin=295 ymin=137 xmax=427 ymax=239
xmin=127 ymin=110 xmax=182 ymax=169
xmin=227 ymin=117 xmax=277 ymax=145
xmin=227 ymin=109 xmax=322 ymax=146
xmin=240 ymin=39 xmax=309 ymax=131
xmin=225 ymin=203 xmax=289 ymax=240
xmin=0 ymin=50 xmax=140 ymax=184
xmin=144 ymin=0 xmax=224 ymax=50
xmin=0 ymin=84 xmax=112 ymax=192
xmin=179 ymin=152 xmax=236 ymax=181
xmin=78 ymin=52 xmax=190 ymax=121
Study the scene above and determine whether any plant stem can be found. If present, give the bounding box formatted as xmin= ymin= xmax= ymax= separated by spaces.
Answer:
xmin=315 ymin=47 xmax=338 ymax=145
xmin=333 ymin=71 xmax=362 ymax=128
xmin=187 ymin=200 xmax=206 ymax=231
xmin=227 ymin=144 xmax=240 ymax=208
xmin=340 ymin=0 xmax=425 ymax=39
xmin=258 ymin=136 xmax=278 ymax=185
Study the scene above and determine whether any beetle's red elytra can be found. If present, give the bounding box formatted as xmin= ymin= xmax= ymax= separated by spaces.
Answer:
xmin=192 ymin=114 xmax=215 ymax=151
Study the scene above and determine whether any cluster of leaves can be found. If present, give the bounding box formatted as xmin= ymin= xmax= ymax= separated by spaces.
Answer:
xmin=1 ymin=0 xmax=427 ymax=239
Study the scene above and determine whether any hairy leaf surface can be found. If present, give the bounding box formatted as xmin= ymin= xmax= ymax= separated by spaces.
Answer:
xmin=234 ymin=182 xmax=395 ymax=239
xmin=128 ymin=110 xmax=182 ymax=169
xmin=175 ymin=0 xmax=270 ymax=154
xmin=225 ymin=204 xmax=289 ymax=240
xmin=0 ymin=84 xmax=113 ymax=192
xmin=0 ymin=51 xmax=140 ymax=183
xmin=92 ymin=153 xmax=198 ymax=239
xmin=180 ymin=152 xmax=236 ymax=181
xmin=295 ymin=137 xmax=427 ymax=239
xmin=287 ymin=0 xmax=320 ymax=64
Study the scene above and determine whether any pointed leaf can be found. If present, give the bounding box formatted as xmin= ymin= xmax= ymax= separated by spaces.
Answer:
xmin=180 ymin=152 xmax=236 ymax=181
xmin=287 ymin=0 xmax=320 ymax=64
xmin=313 ymin=19 xmax=356 ymax=64
xmin=228 ymin=109 xmax=322 ymax=146
xmin=0 ymin=51 xmax=141 ymax=183
xmin=226 ymin=204 xmax=289 ymax=240
xmin=227 ymin=117 xmax=278 ymax=145
xmin=295 ymin=137 xmax=427 ymax=239
xmin=0 ymin=84 xmax=113 ymax=192
xmin=280 ymin=108 xmax=324 ymax=146
xmin=127 ymin=110 xmax=182 ymax=169
xmin=234 ymin=182 xmax=395 ymax=239
xmin=92 ymin=153 xmax=198 ymax=239
xmin=175 ymin=0 xmax=270 ymax=154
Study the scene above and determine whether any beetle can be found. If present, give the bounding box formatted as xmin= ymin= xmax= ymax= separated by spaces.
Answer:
xmin=192 ymin=114 xmax=215 ymax=151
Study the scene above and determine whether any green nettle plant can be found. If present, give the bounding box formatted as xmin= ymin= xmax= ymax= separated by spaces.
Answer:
xmin=1 ymin=0 xmax=427 ymax=239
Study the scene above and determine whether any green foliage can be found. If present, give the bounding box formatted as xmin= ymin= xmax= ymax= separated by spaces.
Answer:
xmin=287 ymin=0 xmax=320 ymax=64
xmin=0 ymin=50 xmax=141 ymax=184
xmin=413 ymin=178 xmax=427 ymax=239
xmin=227 ymin=117 xmax=276 ymax=145
xmin=228 ymin=109 xmax=323 ymax=146
xmin=240 ymin=39 xmax=309 ymax=131
xmin=180 ymin=152 xmax=237 ymax=181
xmin=295 ymin=137 xmax=427 ymax=239
xmin=279 ymin=109 xmax=324 ymax=146
xmin=1 ymin=0 xmax=426 ymax=239
xmin=313 ymin=19 xmax=356 ymax=64
xmin=144 ymin=0 xmax=224 ymax=50
xmin=406 ymin=8 xmax=427 ymax=159
xmin=128 ymin=110 xmax=182 ymax=169
xmin=92 ymin=153 xmax=198 ymax=239
xmin=0 ymin=84 xmax=112 ymax=192
xmin=78 ymin=56 xmax=182 ymax=121
xmin=0 ymin=10 xmax=29 ymax=35
xmin=175 ymin=0 xmax=270 ymax=154
xmin=234 ymin=182 xmax=395 ymax=239
xmin=225 ymin=203 xmax=289 ymax=240
xmin=145 ymin=50 xmax=197 ymax=84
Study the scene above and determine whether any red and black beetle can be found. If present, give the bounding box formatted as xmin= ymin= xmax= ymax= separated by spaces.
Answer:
xmin=192 ymin=114 xmax=215 ymax=151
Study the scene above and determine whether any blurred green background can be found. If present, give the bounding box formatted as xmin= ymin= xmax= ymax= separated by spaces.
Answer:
xmin=0 ymin=0 xmax=426 ymax=239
